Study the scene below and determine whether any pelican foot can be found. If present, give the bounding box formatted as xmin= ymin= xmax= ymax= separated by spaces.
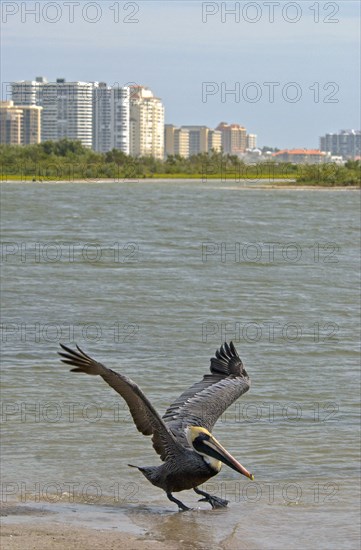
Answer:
xmin=194 ymin=487 xmax=229 ymax=509
xmin=198 ymin=495 xmax=229 ymax=509
xmin=167 ymin=492 xmax=192 ymax=512
xmin=179 ymin=504 xmax=192 ymax=512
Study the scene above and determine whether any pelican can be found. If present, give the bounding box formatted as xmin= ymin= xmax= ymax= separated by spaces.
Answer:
xmin=58 ymin=341 xmax=254 ymax=511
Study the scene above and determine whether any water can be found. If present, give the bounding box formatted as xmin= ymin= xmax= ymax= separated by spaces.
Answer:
xmin=1 ymin=180 xmax=360 ymax=549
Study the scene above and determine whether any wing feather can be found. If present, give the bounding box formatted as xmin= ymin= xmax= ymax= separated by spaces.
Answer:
xmin=58 ymin=344 xmax=182 ymax=461
xmin=162 ymin=342 xmax=250 ymax=446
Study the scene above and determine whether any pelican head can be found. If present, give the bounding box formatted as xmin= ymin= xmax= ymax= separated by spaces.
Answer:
xmin=186 ymin=426 xmax=254 ymax=480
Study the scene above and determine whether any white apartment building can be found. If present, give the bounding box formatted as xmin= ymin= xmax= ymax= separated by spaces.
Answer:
xmin=41 ymin=79 xmax=93 ymax=147
xmin=111 ymin=87 xmax=130 ymax=154
xmin=93 ymin=83 xmax=129 ymax=154
xmin=129 ymin=86 xmax=164 ymax=159
xmin=11 ymin=77 xmax=45 ymax=106
xmin=12 ymin=77 xmax=94 ymax=148
xmin=246 ymin=134 xmax=257 ymax=149
xmin=92 ymin=82 xmax=111 ymax=153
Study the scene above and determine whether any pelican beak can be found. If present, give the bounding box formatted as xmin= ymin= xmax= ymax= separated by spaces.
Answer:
xmin=200 ymin=434 xmax=254 ymax=480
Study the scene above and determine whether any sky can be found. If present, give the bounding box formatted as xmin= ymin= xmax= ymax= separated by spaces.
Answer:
xmin=1 ymin=0 xmax=360 ymax=148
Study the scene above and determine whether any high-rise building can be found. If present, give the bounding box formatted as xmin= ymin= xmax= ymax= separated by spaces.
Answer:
xmin=11 ymin=77 xmax=45 ymax=106
xmin=208 ymin=129 xmax=222 ymax=152
xmin=216 ymin=122 xmax=247 ymax=154
xmin=41 ymin=79 xmax=94 ymax=147
xmin=0 ymin=100 xmax=42 ymax=145
xmin=12 ymin=77 xmax=94 ymax=148
xmin=21 ymin=105 xmax=42 ymax=144
xmin=246 ymin=134 xmax=257 ymax=149
xmin=181 ymin=126 xmax=208 ymax=155
xmin=129 ymin=86 xmax=164 ymax=159
xmin=164 ymin=124 xmax=189 ymax=158
xmin=0 ymin=101 xmax=22 ymax=144
xmin=111 ymin=87 xmax=130 ymax=154
xmin=320 ymin=130 xmax=361 ymax=159
xmin=93 ymin=82 xmax=112 ymax=153
xmin=93 ymin=84 xmax=130 ymax=154
xmin=174 ymin=127 xmax=190 ymax=158
xmin=181 ymin=126 xmax=222 ymax=155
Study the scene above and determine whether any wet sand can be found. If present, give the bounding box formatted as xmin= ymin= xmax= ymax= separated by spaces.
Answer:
xmin=0 ymin=499 xmax=254 ymax=550
xmin=0 ymin=502 xmax=196 ymax=550
xmin=1 ymin=523 xmax=179 ymax=550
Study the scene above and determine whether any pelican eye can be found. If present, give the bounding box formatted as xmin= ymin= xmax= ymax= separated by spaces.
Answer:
xmin=193 ymin=433 xmax=210 ymax=452
xmin=196 ymin=432 xmax=210 ymax=442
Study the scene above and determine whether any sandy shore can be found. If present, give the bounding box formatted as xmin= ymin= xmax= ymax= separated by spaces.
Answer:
xmin=0 ymin=499 xmax=252 ymax=550
xmin=1 ymin=522 xmax=182 ymax=550
xmin=0 ymin=503 xmax=193 ymax=550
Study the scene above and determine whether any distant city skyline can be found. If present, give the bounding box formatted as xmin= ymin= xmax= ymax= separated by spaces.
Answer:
xmin=1 ymin=1 xmax=360 ymax=148
xmin=3 ymin=77 xmax=360 ymax=160
xmin=5 ymin=78 xmax=259 ymax=158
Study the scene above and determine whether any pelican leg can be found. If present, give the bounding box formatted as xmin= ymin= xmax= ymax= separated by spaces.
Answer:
xmin=167 ymin=492 xmax=191 ymax=512
xmin=194 ymin=487 xmax=229 ymax=509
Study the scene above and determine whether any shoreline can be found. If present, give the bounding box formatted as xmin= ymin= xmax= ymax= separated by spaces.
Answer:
xmin=1 ymin=178 xmax=359 ymax=190
xmin=0 ymin=501 xmax=189 ymax=550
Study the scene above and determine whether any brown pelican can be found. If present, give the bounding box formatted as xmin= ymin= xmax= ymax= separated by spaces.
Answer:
xmin=58 ymin=341 xmax=254 ymax=511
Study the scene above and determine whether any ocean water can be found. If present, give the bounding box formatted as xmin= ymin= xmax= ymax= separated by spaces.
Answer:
xmin=1 ymin=180 xmax=360 ymax=549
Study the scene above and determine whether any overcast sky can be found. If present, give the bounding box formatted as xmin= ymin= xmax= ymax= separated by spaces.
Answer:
xmin=1 ymin=0 xmax=360 ymax=148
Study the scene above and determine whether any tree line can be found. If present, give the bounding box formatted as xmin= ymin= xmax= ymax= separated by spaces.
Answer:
xmin=0 ymin=139 xmax=359 ymax=185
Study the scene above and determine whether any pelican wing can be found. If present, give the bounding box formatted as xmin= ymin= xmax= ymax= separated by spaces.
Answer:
xmin=162 ymin=342 xmax=250 ymax=446
xmin=58 ymin=344 xmax=183 ymax=461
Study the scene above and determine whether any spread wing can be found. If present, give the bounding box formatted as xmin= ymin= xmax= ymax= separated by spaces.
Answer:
xmin=162 ymin=342 xmax=250 ymax=447
xmin=58 ymin=344 xmax=183 ymax=461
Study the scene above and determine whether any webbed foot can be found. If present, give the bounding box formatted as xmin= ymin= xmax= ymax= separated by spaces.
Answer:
xmin=194 ymin=487 xmax=229 ymax=509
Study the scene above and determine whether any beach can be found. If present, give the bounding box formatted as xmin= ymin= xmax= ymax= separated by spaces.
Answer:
xmin=0 ymin=502 xmax=196 ymax=550
xmin=1 ymin=523 xmax=180 ymax=550
xmin=1 ymin=500 xmax=248 ymax=550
